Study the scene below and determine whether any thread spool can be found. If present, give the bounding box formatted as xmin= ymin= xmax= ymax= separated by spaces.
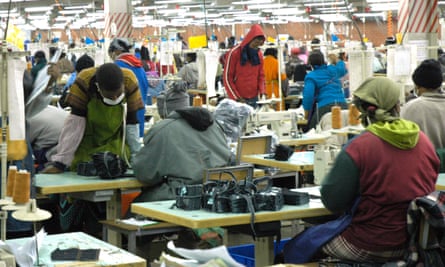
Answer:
xmin=348 ymin=104 xmax=361 ymax=126
xmin=331 ymin=106 xmax=342 ymax=129
xmin=6 ymin=165 xmax=17 ymax=198
xmin=193 ymin=95 xmax=202 ymax=107
xmin=12 ymin=170 xmax=30 ymax=205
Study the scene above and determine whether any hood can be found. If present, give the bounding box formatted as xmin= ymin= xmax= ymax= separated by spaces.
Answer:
xmin=116 ymin=53 xmax=143 ymax=68
xmin=367 ymin=119 xmax=420 ymax=150
xmin=175 ymin=107 xmax=214 ymax=131
xmin=240 ymin=24 xmax=265 ymax=48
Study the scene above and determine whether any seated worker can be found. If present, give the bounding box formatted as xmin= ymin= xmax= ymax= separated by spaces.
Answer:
xmin=133 ymin=106 xmax=232 ymax=202
xmin=401 ymin=59 xmax=445 ymax=148
xmin=28 ymin=105 xmax=68 ymax=172
xmin=30 ymin=50 xmax=48 ymax=80
xmin=42 ymin=63 xmax=144 ymax=173
xmin=177 ymin=52 xmax=199 ymax=89
xmin=317 ymin=77 xmax=439 ymax=263
xmin=132 ymin=107 xmax=232 ymax=250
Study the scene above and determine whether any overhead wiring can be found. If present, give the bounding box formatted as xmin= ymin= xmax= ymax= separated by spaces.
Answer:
xmin=3 ymin=0 xmax=12 ymax=40
xmin=343 ymin=0 xmax=366 ymax=50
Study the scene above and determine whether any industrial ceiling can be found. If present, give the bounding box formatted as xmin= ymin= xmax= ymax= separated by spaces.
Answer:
xmin=0 ymin=0 xmax=439 ymax=30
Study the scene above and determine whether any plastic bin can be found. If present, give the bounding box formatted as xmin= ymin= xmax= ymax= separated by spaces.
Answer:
xmin=228 ymin=238 xmax=290 ymax=267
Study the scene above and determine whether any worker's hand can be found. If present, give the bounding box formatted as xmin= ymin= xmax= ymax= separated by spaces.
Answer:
xmin=260 ymin=94 xmax=267 ymax=100
xmin=41 ymin=161 xmax=65 ymax=174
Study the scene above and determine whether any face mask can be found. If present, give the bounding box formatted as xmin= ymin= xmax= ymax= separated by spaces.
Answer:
xmin=103 ymin=92 xmax=125 ymax=106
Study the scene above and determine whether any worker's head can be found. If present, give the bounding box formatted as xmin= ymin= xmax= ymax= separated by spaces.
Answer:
xmin=249 ymin=36 xmax=265 ymax=49
xmin=75 ymin=54 xmax=95 ymax=73
xmin=95 ymin=63 xmax=124 ymax=105
xmin=185 ymin=52 xmax=197 ymax=63
xmin=290 ymin=47 xmax=300 ymax=56
xmin=33 ymin=50 xmax=46 ymax=63
xmin=308 ymin=51 xmax=325 ymax=67
xmin=264 ymin=48 xmax=278 ymax=58
xmin=108 ymin=38 xmax=132 ymax=60
xmin=412 ymin=59 xmax=443 ymax=95
xmin=353 ymin=77 xmax=400 ymax=126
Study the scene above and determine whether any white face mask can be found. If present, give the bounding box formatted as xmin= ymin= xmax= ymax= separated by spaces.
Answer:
xmin=102 ymin=92 xmax=125 ymax=105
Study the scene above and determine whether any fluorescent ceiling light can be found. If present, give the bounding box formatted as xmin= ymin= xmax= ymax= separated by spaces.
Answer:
xmin=157 ymin=8 xmax=188 ymax=15
xmin=0 ymin=12 xmax=19 ymax=17
xmin=55 ymin=16 xmax=74 ymax=21
xmin=59 ymin=10 xmax=86 ymax=15
xmin=155 ymin=0 xmax=191 ymax=3
xmin=311 ymin=13 xmax=351 ymax=22
xmin=304 ymin=2 xmax=347 ymax=7
xmin=354 ymin=12 xmax=385 ymax=17
xmin=0 ymin=0 xmax=39 ymax=2
xmin=24 ymin=6 xmax=53 ymax=12
xmin=135 ymin=5 xmax=167 ymax=10
xmin=233 ymin=0 xmax=272 ymax=4
xmin=317 ymin=6 xmax=352 ymax=11
xmin=219 ymin=10 xmax=249 ymax=15
xmin=27 ymin=15 xmax=48 ymax=20
xmin=248 ymin=4 xmax=286 ymax=9
xmin=0 ymin=8 xmax=16 ymax=13
xmin=64 ymin=4 xmax=92 ymax=10
xmin=370 ymin=3 xmax=398 ymax=11
xmin=86 ymin=12 xmax=104 ymax=18
xmin=266 ymin=8 xmax=306 ymax=15
xmin=367 ymin=0 xmax=397 ymax=3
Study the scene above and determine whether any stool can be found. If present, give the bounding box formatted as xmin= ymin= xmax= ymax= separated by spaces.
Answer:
xmin=100 ymin=220 xmax=183 ymax=253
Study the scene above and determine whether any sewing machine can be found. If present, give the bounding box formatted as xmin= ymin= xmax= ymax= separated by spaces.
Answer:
xmin=246 ymin=109 xmax=304 ymax=139
xmin=313 ymin=144 xmax=341 ymax=185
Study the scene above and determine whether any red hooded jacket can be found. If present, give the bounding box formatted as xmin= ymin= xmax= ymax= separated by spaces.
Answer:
xmin=223 ymin=24 xmax=266 ymax=100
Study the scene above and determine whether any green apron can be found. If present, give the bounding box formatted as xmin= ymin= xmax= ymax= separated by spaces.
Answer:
xmin=70 ymin=97 xmax=130 ymax=171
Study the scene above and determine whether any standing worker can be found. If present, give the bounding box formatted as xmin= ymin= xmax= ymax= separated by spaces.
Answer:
xmin=223 ymin=24 xmax=266 ymax=108
xmin=42 ymin=63 xmax=144 ymax=173
xmin=109 ymin=38 xmax=150 ymax=137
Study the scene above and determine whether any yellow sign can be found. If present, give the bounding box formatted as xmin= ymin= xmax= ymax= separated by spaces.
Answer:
xmin=6 ymin=24 xmax=24 ymax=50
xmin=189 ymin=35 xmax=207 ymax=49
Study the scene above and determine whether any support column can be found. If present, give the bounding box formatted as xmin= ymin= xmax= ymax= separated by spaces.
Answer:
xmin=398 ymin=0 xmax=439 ymax=61
xmin=103 ymin=0 xmax=133 ymax=61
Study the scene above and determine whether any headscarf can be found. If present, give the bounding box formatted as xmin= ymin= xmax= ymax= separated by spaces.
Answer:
xmin=353 ymin=77 xmax=419 ymax=149
xmin=353 ymin=77 xmax=400 ymax=124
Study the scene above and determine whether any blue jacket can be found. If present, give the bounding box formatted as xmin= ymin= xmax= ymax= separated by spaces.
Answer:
xmin=115 ymin=54 xmax=150 ymax=137
xmin=302 ymin=61 xmax=347 ymax=111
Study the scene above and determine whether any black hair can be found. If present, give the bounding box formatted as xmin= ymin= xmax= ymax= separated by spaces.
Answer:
xmin=311 ymin=38 xmax=321 ymax=44
xmin=49 ymin=47 xmax=58 ymax=57
xmin=186 ymin=52 xmax=197 ymax=62
xmin=264 ymin=48 xmax=278 ymax=58
xmin=108 ymin=38 xmax=132 ymax=53
xmin=140 ymin=46 xmax=150 ymax=61
xmin=96 ymin=63 xmax=123 ymax=93
xmin=75 ymin=54 xmax=95 ymax=73
xmin=308 ymin=51 xmax=325 ymax=66
xmin=34 ymin=50 xmax=46 ymax=59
